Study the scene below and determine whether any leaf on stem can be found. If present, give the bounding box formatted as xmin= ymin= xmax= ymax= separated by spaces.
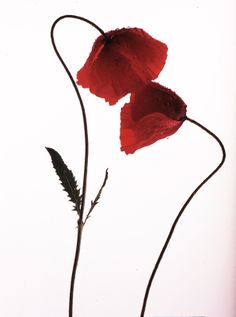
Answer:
xmin=46 ymin=147 xmax=82 ymax=214
xmin=85 ymin=169 xmax=109 ymax=222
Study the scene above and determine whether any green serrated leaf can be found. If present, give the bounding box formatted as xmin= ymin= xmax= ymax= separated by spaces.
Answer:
xmin=46 ymin=147 xmax=81 ymax=213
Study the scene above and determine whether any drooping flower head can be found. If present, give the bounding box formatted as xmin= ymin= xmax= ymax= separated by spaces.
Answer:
xmin=120 ymin=82 xmax=187 ymax=154
xmin=77 ymin=28 xmax=168 ymax=105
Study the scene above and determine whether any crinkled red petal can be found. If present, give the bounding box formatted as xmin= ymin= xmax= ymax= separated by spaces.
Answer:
xmin=130 ymin=82 xmax=187 ymax=121
xmin=77 ymin=28 xmax=168 ymax=105
xmin=120 ymin=83 xmax=187 ymax=154
xmin=121 ymin=111 xmax=183 ymax=154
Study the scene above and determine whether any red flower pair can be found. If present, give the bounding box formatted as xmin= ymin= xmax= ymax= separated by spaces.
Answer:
xmin=76 ymin=27 xmax=187 ymax=154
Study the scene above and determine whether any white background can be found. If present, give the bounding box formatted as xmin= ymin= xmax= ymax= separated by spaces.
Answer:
xmin=0 ymin=0 xmax=235 ymax=317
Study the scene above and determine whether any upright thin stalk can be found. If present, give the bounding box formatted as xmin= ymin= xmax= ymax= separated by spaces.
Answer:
xmin=50 ymin=15 xmax=106 ymax=317
xmin=139 ymin=116 xmax=226 ymax=317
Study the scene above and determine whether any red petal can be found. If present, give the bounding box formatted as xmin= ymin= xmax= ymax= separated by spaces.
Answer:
xmin=77 ymin=28 xmax=168 ymax=105
xmin=130 ymin=82 xmax=186 ymax=121
xmin=120 ymin=83 xmax=187 ymax=154
xmin=121 ymin=112 xmax=183 ymax=154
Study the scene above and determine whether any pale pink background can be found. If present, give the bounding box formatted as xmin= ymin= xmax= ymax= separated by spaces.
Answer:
xmin=0 ymin=0 xmax=235 ymax=317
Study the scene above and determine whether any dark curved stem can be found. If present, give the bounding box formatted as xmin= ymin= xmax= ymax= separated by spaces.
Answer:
xmin=51 ymin=15 xmax=107 ymax=217
xmin=50 ymin=15 xmax=106 ymax=317
xmin=139 ymin=116 xmax=226 ymax=317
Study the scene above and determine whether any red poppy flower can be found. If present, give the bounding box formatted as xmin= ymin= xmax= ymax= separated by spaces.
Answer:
xmin=77 ymin=28 xmax=168 ymax=105
xmin=120 ymin=82 xmax=187 ymax=154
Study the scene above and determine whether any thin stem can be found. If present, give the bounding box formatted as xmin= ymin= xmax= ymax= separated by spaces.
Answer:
xmin=139 ymin=116 xmax=226 ymax=317
xmin=69 ymin=221 xmax=83 ymax=317
xmin=50 ymin=15 xmax=107 ymax=217
xmin=50 ymin=15 xmax=106 ymax=317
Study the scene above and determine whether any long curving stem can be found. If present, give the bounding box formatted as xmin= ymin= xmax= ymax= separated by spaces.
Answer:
xmin=50 ymin=15 xmax=106 ymax=317
xmin=139 ymin=116 xmax=226 ymax=317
